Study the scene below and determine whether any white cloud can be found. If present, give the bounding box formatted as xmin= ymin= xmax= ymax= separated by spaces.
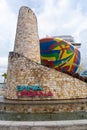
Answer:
xmin=37 ymin=0 xmax=87 ymax=39
xmin=37 ymin=0 xmax=87 ymax=69
xmin=0 ymin=0 xmax=17 ymax=53
xmin=0 ymin=0 xmax=16 ymax=82
xmin=0 ymin=57 xmax=8 ymax=68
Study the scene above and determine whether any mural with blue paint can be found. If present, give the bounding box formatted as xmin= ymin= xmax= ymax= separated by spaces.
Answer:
xmin=16 ymin=85 xmax=53 ymax=98
xmin=16 ymin=85 xmax=43 ymax=91
xmin=40 ymin=37 xmax=81 ymax=74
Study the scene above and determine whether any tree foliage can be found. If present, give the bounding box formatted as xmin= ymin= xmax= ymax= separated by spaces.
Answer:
xmin=2 ymin=73 xmax=7 ymax=83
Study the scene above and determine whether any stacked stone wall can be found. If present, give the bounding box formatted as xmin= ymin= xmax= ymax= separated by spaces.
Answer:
xmin=14 ymin=6 xmax=40 ymax=63
xmin=6 ymin=52 xmax=87 ymax=100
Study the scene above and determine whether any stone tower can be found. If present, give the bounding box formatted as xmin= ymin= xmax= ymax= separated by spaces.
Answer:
xmin=14 ymin=6 xmax=40 ymax=63
xmin=5 ymin=6 xmax=40 ymax=99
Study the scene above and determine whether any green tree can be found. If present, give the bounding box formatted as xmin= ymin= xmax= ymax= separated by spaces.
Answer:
xmin=2 ymin=73 xmax=7 ymax=83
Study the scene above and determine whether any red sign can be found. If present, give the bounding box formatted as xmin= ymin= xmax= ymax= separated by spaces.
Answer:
xmin=16 ymin=90 xmax=53 ymax=97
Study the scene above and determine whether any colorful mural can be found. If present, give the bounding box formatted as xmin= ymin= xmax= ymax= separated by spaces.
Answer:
xmin=40 ymin=37 xmax=81 ymax=74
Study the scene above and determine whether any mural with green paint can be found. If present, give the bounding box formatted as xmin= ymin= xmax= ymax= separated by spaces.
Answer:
xmin=40 ymin=37 xmax=81 ymax=75
xmin=16 ymin=85 xmax=53 ymax=98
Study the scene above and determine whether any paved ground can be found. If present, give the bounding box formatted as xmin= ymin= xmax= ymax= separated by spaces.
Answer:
xmin=0 ymin=120 xmax=87 ymax=130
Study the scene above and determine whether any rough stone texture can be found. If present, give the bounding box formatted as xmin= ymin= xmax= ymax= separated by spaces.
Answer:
xmin=1 ymin=98 xmax=87 ymax=113
xmin=6 ymin=52 xmax=87 ymax=100
xmin=14 ymin=6 xmax=40 ymax=63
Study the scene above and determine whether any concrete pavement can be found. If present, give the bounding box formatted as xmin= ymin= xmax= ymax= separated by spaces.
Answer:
xmin=0 ymin=120 xmax=87 ymax=130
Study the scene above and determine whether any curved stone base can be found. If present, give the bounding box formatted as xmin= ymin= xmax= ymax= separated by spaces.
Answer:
xmin=0 ymin=96 xmax=87 ymax=113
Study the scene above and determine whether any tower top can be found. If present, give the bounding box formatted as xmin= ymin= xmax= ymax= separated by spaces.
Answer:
xmin=14 ymin=6 xmax=40 ymax=63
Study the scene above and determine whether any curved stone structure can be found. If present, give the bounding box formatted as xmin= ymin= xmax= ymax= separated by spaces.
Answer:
xmin=14 ymin=6 xmax=40 ymax=63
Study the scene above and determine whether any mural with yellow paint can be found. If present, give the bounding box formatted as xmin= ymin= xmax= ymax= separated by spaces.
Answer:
xmin=40 ymin=37 xmax=81 ymax=74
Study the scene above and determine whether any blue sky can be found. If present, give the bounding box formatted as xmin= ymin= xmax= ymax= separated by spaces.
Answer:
xmin=0 ymin=0 xmax=87 ymax=82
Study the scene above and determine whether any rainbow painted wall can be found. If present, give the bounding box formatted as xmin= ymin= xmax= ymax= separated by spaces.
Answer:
xmin=40 ymin=37 xmax=81 ymax=74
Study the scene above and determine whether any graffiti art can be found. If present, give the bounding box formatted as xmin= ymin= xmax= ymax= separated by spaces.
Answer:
xmin=40 ymin=37 xmax=81 ymax=74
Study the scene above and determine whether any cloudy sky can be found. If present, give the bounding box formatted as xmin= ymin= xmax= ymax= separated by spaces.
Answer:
xmin=0 ymin=0 xmax=87 ymax=82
